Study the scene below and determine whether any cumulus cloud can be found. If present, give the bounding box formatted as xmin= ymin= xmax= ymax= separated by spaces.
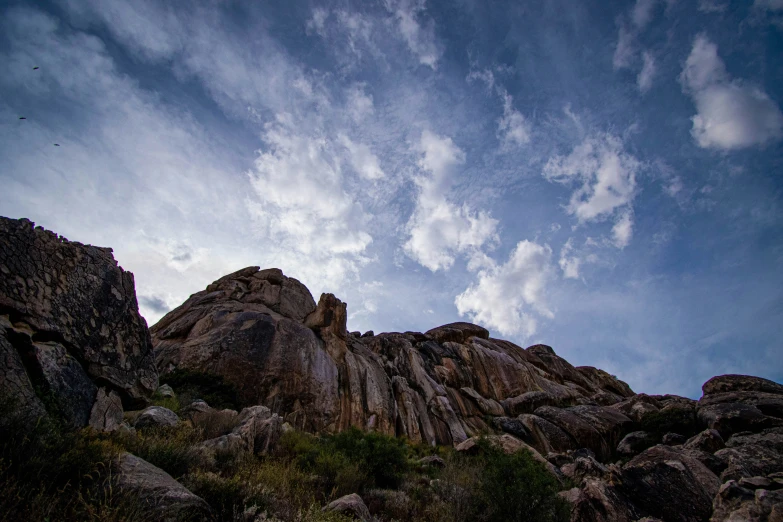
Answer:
xmin=248 ymin=119 xmax=373 ymax=269
xmin=404 ymin=131 xmax=498 ymax=271
xmin=455 ymin=240 xmax=554 ymax=337
xmin=612 ymin=211 xmax=634 ymax=249
xmin=681 ymin=34 xmax=783 ymax=150
xmin=339 ymin=134 xmax=385 ymax=180
xmin=559 ymin=238 xmax=581 ymax=279
xmin=543 ymin=133 xmax=640 ymax=229
xmin=385 ymin=0 xmax=441 ymax=68
xmin=498 ymin=90 xmax=531 ymax=147
xmin=637 ymin=51 xmax=656 ymax=93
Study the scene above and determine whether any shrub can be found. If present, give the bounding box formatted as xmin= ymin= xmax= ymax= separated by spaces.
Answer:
xmin=476 ymin=440 xmax=569 ymax=522
xmin=0 ymin=398 xmax=135 ymax=521
xmin=185 ymin=471 xmax=245 ymax=521
xmin=327 ymin=427 xmax=409 ymax=489
xmin=191 ymin=408 xmax=239 ymax=440
xmin=160 ymin=369 xmax=242 ymax=410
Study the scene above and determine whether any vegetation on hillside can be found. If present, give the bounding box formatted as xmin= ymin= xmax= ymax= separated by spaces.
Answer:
xmin=0 ymin=395 xmax=569 ymax=522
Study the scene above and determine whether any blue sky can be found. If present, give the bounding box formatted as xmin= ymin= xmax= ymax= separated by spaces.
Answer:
xmin=1 ymin=0 xmax=782 ymax=398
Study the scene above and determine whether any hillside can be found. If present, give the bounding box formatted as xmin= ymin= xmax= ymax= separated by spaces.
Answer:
xmin=1 ymin=216 xmax=782 ymax=522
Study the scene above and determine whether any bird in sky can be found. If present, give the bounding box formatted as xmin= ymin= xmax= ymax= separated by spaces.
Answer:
xmin=54 ymin=143 xmax=60 ymax=146
xmin=19 ymin=117 xmax=26 ymax=120
xmin=33 ymin=66 xmax=39 ymax=70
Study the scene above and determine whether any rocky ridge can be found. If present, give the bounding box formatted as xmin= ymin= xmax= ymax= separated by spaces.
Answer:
xmin=2 ymin=216 xmax=783 ymax=521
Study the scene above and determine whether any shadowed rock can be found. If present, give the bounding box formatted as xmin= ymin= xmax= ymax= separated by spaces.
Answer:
xmin=0 ymin=217 xmax=157 ymax=428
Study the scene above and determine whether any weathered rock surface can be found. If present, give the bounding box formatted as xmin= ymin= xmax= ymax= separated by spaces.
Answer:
xmin=716 ymin=428 xmax=783 ymax=481
xmin=711 ymin=479 xmax=783 ymax=522
xmin=89 ymin=387 xmax=124 ymax=432
xmin=619 ymin=445 xmax=720 ymax=522
xmin=0 ymin=217 xmax=157 ymax=428
xmin=115 ymin=453 xmax=210 ymax=520
xmin=152 ymin=267 xmax=635 ymax=446
xmin=134 ymin=406 xmax=179 ymax=429
xmin=323 ymin=493 xmax=371 ymax=521
xmin=617 ymin=431 xmax=658 ymax=456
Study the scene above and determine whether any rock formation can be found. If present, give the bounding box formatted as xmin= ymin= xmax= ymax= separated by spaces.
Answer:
xmin=152 ymin=266 xmax=636 ymax=449
xmin=2 ymin=218 xmax=782 ymax=522
xmin=151 ymin=266 xmax=783 ymax=521
xmin=0 ymin=217 xmax=157 ymax=428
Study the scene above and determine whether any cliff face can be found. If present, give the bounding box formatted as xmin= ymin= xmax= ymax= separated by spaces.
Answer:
xmin=0 ymin=217 xmax=157 ymax=428
xmin=152 ymin=266 xmax=636 ymax=452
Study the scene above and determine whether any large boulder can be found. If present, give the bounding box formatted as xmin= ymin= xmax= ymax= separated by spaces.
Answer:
xmin=570 ymin=477 xmax=642 ymax=522
xmin=0 ymin=217 xmax=157 ymax=413
xmin=619 ymin=445 xmax=720 ymax=522
xmin=711 ymin=479 xmax=783 ymax=522
xmin=697 ymin=402 xmax=782 ymax=438
xmin=115 ymin=453 xmax=210 ymax=520
xmin=702 ymin=375 xmax=783 ymax=396
xmin=683 ymin=429 xmax=725 ymax=454
xmin=617 ymin=431 xmax=658 ymax=456
xmin=134 ymin=406 xmax=179 ymax=429
xmin=323 ymin=493 xmax=371 ymax=521
xmin=715 ymin=428 xmax=783 ymax=481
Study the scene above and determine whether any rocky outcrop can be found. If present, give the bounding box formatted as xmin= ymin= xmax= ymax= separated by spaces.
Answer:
xmin=152 ymin=267 xmax=635 ymax=448
xmin=0 ymin=217 xmax=157 ymax=428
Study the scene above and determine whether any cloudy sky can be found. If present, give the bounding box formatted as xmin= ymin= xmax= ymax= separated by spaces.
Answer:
xmin=2 ymin=0 xmax=782 ymax=398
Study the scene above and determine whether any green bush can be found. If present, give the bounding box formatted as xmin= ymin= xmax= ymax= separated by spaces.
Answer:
xmin=327 ymin=427 xmax=410 ymax=490
xmin=160 ymin=369 xmax=242 ymax=410
xmin=476 ymin=440 xmax=570 ymax=522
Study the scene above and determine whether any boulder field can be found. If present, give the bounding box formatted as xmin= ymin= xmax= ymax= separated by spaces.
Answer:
xmin=2 ymin=216 xmax=782 ymax=521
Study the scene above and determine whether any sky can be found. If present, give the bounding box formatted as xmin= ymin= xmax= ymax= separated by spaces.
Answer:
xmin=1 ymin=0 xmax=782 ymax=398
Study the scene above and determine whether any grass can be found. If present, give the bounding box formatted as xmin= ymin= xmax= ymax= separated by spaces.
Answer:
xmin=2 ymin=389 xmax=571 ymax=522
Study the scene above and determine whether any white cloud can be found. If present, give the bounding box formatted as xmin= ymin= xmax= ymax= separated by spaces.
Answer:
xmin=755 ymin=0 xmax=783 ymax=9
xmin=543 ymin=133 xmax=640 ymax=225
xmin=633 ymin=0 xmax=658 ymax=29
xmin=611 ymin=211 xmax=634 ymax=248
xmin=339 ymin=134 xmax=385 ymax=180
xmin=497 ymin=90 xmax=531 ymax=147
xmin=637 ymin=51 xmax=656 ymax=93
xmin=613 ymin=25 xmax=635 ymax=69
xmin=455 ymin=240 xmax=554 ymax=337
xmin=385 ymin=0 xmax=441 ymax=68
xmin=681 ymin=34 xmax=783 ymax=150
xmin=346 ymin=84 xmax=375 ymax=122
xmin=248 ymin=119 xmax=373 ymax=265
xmin=306 ymin=7 xmax=329 ymax=34
xmin=466 ymin=69 xmax=495 ymax=91
xmin=559 ymin=238 xmax=581 ymax=279
xmin=699 ymin=0 xmax=728 ymax=12
xmin=403 ymin=131 xmax=498 ymax=271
